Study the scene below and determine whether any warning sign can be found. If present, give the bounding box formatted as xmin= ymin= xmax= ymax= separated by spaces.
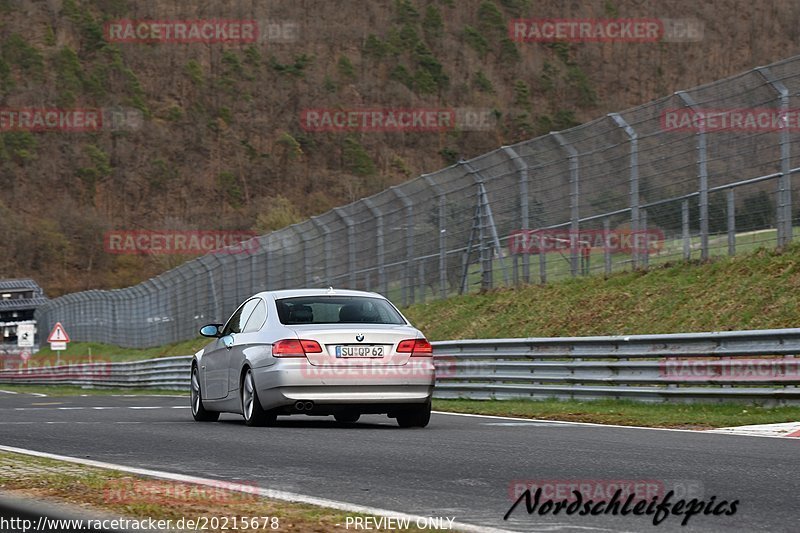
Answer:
xmin=47 ymin=322 xmax=71 ymax=346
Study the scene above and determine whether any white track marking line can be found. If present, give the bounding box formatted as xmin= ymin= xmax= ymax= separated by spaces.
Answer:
xmin=0 ymin=444 xmax=512 ymax=533
xmin=0 ymin=390 xmax=46 ymax=397
xmin=432 ymin=410 xmax=800 ymax=440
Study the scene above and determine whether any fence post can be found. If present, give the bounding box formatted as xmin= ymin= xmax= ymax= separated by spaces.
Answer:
xmin=757 ymin=66 xmax=793 ymax=248
xmin=608 ymin=113 xmax=640 ymax=269
xmin=552 ymin=132 xmax=580 ymax=277
xmin=603 ymin=216 xmax=612 ymax=275
xmin=293 ymin=224 xmax=314 ymax=287
xmin=460 ymin=160 xmax=510 ymax=291
xmin=333 ymin=207 xmax=356 ymax=289
xmin=727 ymin=188 xmax=736 ymax=256
xmin=310 ymin=216 xmax=332 ymax=287
xmin=391 ymin=187 xmax=415 ymax=306
xmin=677 ymin=91 xmax=709 ymax=261
xmin=264 ymin=233 xmax=276 ymax=290
xmin=422 ymin=174 xmax=448 ymax=300
xmin=502 ymin=145 xmax=530 ymax=285
xmin=682 ymin=199 xmax=691 ymax=260
xmin=362 ymin=198 xmax=386 ymax=296
xmin=640 ymin=210 xmax=649 ymax=269
xmin=200 ymin=258 xmax=221 ymax=322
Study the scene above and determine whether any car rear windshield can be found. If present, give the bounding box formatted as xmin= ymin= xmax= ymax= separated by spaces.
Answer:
xmin=276 ymin=296 xmax=406 ymax=325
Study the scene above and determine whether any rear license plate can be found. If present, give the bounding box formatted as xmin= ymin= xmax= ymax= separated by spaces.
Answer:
xmin=335 ymin=345 xmax=385 ymax=358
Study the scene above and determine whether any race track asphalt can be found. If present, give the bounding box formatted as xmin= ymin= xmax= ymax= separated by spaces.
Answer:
xmin=0 ymin=392 xmax=797 ymax=532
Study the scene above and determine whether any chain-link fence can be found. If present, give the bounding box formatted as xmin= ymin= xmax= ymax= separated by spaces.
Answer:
xmin=37 ymin=55 xmax=800 ymax=348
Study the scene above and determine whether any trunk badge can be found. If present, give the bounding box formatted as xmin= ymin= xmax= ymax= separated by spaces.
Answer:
xmin=355 ymin=334 xmax=364 ymax=342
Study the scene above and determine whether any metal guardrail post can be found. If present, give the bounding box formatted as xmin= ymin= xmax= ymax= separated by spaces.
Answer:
xmin=362 ymin=198 xmax=387 ymax=296
xmin=391 ymin=186 xmax=415 ymax=306
xmin=552 ymin=132 xmax=580 ymax=276
xmin=676 ymin=91 xmax=709 ymax=261
xmin=609 ymin=113 xmax=641 ymax=269
xmin=757 ymin=66 xmax=793 ymax=248
xmin=502 ymin=145 xmax=530 ymax=285
xmin=422 ymin=174 xmax=448 ymax=300
xmin=333 ymin=207 xmax=357 ymax=290
xmin=310 ymin=216 xmax=332 ymax=287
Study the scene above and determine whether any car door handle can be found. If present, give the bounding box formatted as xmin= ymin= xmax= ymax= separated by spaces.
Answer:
xmin=223 ymin=335 xmax=235 ymax=350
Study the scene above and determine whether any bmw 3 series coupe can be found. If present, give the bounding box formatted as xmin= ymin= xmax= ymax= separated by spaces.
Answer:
xmin=191 ymin=289 xmax=434 ymax=427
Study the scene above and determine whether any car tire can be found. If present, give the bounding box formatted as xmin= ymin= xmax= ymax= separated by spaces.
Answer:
xmin=396 ymin=400 xmax=431 ymax=428
xmin=242 ymin=368 xmax=276 ymax=427
xmin=334 ymin=411 xmax=361 ymax=424
xmin=191 ymin=365 xmax=220 ymax=422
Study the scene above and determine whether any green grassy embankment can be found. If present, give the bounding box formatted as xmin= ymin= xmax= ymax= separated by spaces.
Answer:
xmin=403 ymin=244 xmax=800 ymax=340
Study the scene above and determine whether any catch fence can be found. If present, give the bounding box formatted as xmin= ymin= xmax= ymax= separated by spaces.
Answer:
xmin=37 ymin=55 xmax=800 ymax=347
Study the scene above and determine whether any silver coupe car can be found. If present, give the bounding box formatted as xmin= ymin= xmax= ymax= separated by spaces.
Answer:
xmin=191 ymin=288 xmax=434 ymax=427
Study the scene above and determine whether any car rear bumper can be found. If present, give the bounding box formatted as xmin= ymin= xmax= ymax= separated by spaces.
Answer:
xmin=252 ymin=360 xmax=435 ymax=408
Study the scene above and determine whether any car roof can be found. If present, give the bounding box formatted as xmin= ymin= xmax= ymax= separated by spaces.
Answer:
xmin=255 ymin=288 xmax=387 ymax=300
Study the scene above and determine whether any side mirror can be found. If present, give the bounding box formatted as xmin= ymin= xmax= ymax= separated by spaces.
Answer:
xmin=200 ymin=324 xmax=223 ymax=338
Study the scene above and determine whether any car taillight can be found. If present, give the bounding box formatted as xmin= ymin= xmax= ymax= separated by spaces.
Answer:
xmin=273 ymin=339 xmax=322 ymax=357
xmin=397 ymin=338 xmax=433 ymax=357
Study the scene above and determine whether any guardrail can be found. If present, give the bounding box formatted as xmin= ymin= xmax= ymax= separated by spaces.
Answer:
xmin=0 ymin=356 xmax=191 ymax=391
xmin=433 ymin=329 xmax=800 ymax=404
xmin=1 ymin=329 xmax=799 ymax=403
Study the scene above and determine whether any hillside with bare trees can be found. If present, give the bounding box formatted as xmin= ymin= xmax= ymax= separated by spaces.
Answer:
xmin=2 ymin=0 xmax=799 ymax=296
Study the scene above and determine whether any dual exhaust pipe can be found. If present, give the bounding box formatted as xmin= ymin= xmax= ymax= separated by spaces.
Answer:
xmin=294 ymin=400 xmax=315 ymax=411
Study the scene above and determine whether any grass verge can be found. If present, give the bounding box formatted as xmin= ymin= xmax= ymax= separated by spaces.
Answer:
xmin=0 ymin=451 xmax=427 ymax=532
xmin=32 ymin=337 xmax=208 ymax=362
xmin=0 ymin=384 xmax=185 ymax=396
xmin=432 ymin=398 xmax=800 ymax=429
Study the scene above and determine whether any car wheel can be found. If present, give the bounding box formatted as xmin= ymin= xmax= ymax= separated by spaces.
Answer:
xmin=241 ymin=368 xmax=276 ymax=427
xmin=191 ymin=366 xmax=219 ymax=422
xmin=396 ymin=400 xmax=431 ymax=428
xmin=334 ymin=411 xmax=361 ymax=424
